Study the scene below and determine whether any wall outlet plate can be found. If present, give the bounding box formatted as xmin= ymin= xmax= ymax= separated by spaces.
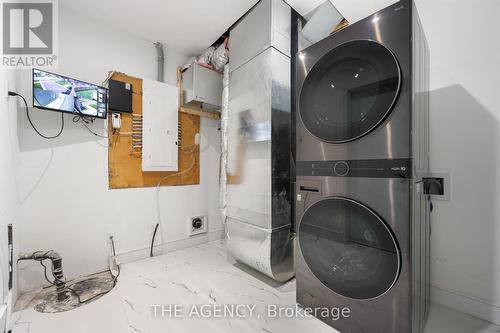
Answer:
xmin=188 ymin=215 xmax=207 ymax=236
xmin=425 ymin=172 xmax=451 ymax=201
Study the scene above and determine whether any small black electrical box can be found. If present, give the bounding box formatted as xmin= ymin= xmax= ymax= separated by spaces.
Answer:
xmin=108 ymin=79 xmax=133 ymax=113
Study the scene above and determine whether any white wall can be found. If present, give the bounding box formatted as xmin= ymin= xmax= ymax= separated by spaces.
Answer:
xmin=14 ymin=6 xmax=222 ymax=292
xmin=415 ymin=0 xmax=500 ymax=325
xmin=0 ymin=69 xmax=21 ymax=332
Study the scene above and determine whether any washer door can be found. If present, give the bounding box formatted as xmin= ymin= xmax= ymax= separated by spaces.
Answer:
xmin=299 ymin=197 xmax=400 ymax=300
xmin=299 ymin=40 xmax=401 ymax=143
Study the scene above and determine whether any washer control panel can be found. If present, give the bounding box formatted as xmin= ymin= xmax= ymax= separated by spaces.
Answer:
xmin=297 ymin=159 xmax=411 ymax=179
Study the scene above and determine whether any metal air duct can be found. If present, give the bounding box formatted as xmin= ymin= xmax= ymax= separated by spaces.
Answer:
xmin=225 ymin=0 xmax=294 ymax=282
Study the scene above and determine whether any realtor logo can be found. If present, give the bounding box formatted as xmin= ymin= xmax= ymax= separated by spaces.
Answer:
xmin=1 ymin=0 xmax=58 ymax=68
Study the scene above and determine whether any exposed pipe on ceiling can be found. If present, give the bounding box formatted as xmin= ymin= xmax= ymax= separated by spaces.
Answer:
xmin=154 ymin=42 xmax=165 ymax=82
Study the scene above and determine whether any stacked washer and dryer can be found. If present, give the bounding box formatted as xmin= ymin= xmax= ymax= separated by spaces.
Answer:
xmin=295 ymin=1 xmax=430 ymax=332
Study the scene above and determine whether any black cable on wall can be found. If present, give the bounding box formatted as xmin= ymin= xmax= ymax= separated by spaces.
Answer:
xmin=9 ymin=91 xmax=109 ymax=140
xmin=9 ymin=91 xmax=65 ymax=139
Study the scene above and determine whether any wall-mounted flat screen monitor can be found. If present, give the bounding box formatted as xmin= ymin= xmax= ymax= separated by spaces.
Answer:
xmin=33 ymin=69 xmax=108 ymax=119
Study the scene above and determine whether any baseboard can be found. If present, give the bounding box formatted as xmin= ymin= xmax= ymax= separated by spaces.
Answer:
xmin=431 ymin=283 xmax=500 ymax=325
xmin=116 ymin=229 xmax=225 ymax=265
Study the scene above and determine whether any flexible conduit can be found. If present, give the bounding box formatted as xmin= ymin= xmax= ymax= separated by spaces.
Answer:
xmin=154 ymin=42 xmax=165 ymax=82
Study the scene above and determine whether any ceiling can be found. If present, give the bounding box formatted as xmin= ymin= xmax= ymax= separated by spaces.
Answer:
xmin=286 ymin=0 xmax=398 ymax=22
xmin=60 ymin=0 xmax=398 ymax=57
xmin=330 ymin=0 xmax=398 ymax=23
xmin=284 ymin=0 xmax=326 ymax=16
xmin=60 ymin=0 xmax=259 ymax=56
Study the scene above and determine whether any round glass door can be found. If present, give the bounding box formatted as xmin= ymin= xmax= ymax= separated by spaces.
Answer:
xmin=299 ymin=197 xmax=400 ymax=300
xmin=299 ymin=40 xmax=401 ymax=143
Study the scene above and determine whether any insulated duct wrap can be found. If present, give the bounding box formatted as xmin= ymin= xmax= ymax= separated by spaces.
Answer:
xmin=225 ymin=0 xmax=294 ymax=282
xmin=220 ymin=64 xmax=230 ymax=221
xmin=212 ymin=40 xmax=229 ymax=72
xmin=197 ymin=47 xmax=215 ymax=67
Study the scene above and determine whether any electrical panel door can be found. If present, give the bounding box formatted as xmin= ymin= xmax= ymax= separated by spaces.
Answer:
xmin=142 ymin=79 xmax=179 ymax=172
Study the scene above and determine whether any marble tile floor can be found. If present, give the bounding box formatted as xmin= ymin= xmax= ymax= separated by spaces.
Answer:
xmin=11 ymin=240 xmax=500 ymax=333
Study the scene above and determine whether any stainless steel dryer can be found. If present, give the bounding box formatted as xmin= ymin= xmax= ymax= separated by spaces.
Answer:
xmin=295 ymin=1 xmax=430 ymax=332
xmin=296 ymin=0 xmax=429 ymax=162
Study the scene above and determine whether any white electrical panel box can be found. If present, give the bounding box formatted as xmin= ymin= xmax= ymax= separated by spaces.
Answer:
xmin=142 ymin=79 xmax=179 ymax=172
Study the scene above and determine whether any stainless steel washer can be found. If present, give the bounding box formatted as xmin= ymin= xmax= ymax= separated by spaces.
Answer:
xmin=295 ymin=1 xmax=431 ymax=332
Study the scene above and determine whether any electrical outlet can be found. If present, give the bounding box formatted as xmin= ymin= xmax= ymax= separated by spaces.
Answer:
xmin=188 ymin=215 xmax=207 ymax=236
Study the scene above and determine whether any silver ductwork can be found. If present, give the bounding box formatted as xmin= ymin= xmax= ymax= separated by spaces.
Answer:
xmin=154 ymin=42 xmax=165 ymax=82
xmin=225 ymin=0 xmax=294 ymax=282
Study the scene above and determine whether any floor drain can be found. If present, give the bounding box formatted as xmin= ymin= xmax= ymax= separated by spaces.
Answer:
xmin=23 ymin=271 xmax=116 ymax=313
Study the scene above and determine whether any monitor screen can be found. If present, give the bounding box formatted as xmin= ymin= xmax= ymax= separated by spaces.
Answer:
xmin=33 ymin=69 xmax=108 ymax=119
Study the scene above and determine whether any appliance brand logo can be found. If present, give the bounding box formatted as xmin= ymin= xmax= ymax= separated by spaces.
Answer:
xmin=1 ymin=0 xmax=58 ymax=68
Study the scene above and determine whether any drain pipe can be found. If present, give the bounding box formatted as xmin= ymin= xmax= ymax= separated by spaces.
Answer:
xmin=154 ymin=42 xmax=165 ymax=82
xmin=18 ymin=251 xmax=68 ymax=301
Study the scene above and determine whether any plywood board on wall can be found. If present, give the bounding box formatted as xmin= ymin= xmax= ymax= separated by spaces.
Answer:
xmin=108 ymin=72 xmax=200 ymax=189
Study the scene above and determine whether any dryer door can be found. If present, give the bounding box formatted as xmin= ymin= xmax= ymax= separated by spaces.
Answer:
xmin=299 ymin=197 xmax=400 ymax=300
xmin=299 ymin=40 xmax=401 ymax=143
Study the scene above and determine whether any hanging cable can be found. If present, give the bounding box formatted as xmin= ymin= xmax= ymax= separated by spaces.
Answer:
xmin=82 ymin=122 xmax=108 ymax=138
xmin=72 ymin=109 xmax=108 ymax=139
xmin=150 ymin=153 xmax=198 ymax=257
xmin=110 ymin=236 xmax=117 ymax=257
xmin=9 ymin=91 xmax=107 ymax=140
xmin=150 ymin=223 xmax=160 ymax=257
xmin=9 ymin=91 xmax=64 ymax=139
